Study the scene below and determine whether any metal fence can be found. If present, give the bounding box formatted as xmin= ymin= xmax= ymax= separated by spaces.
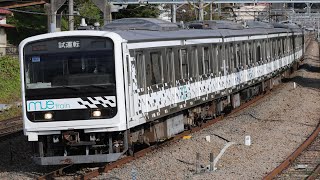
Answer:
xmin=289 ymin=13 xmax=320 ymax=29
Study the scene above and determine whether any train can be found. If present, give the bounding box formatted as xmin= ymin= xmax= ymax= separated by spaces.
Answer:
xmin=19 ymin=18 xmax=305 ymax=165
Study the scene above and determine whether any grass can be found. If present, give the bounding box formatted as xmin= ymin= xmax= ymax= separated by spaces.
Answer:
xmin=0 ymin=56 xmax=22 ymax=120
xmin=0 ymin=106 xmax=22 ymax=121
xmin=0 ymin=56 xmax=21 ymax=103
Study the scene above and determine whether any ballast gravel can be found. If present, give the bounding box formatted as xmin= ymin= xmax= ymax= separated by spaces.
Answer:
xmin=95 ymin=41 xmax=320 ymax=180
xmin=0 ymin=40 xmax=319 ymax=180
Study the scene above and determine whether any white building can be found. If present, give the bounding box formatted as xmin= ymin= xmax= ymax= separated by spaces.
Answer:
xmin=0 ymin=9 xmax=14 ymax=56
xmin=233 ymin=4 xmax=269 ymax=21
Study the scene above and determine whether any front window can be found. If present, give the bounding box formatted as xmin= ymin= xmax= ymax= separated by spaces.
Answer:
xmin=25 ymin=50 xmax=114 ymax=89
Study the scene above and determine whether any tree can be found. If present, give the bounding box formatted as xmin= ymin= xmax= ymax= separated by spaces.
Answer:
xmin=76 ymin=0 xmax=102 ymax=25
xmin=113 ymin=5 xmax=160 ymax=19
xmin=6 ymin=6 xmax=47 ymax=45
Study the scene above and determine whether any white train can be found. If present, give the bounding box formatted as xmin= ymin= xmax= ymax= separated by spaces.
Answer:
xmin=19 ymin=18 xmax=304 ymax=165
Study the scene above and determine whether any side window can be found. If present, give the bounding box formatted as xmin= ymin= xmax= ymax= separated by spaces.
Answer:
xmin=189 ymin=47 xmax=197 ymax=77
xmin=220 ymin=45 xmax=225 ymax=75
xmin=146 ymin=51 xmax=162 ymax=86
xmin=256 ymin=41 xmax=261 ymax=64
xmin=225 ymin=44 xmax=230 ymax=73
xmin=269 ymin=39 xmax=272 ymax=61
xmin=203 ymin=46 xmax=210 ymax=74
xmin=135 ymin=52 xmax=145 ymax=89
xmin=291 ymin=37 xmax=294 ymax=52
xmin=212 ymin=45 xmax=219 ymax=75
xmin=174 ymin=48 xmax=181 ymax=80
xmin=230 ymin=43 xmax=235 ymax=72
xmin=278 ymin=39 xmax=282 ymax=57
xmin=242 ymin=42 xmax=246 ymax=67
xmin=285 ymin=37 xmax=288 ymax=54
xmin=164 ymin=48 xmax=174 ymax=83
xmin=263 ymin=40 xmax=266 ymax=62
xmin=273 ymin=39 xmax=278 ymax=57
xmin=265 ymin=39 xmax=270 ymax=62
xmin=236 ymin=43 xmax=241 ymax=68
xmin=179 ymin=49 xmax=188 ymax=79
xmin=247 ymin=42 xmax=252 ymax=65
xmin=198 ymin=47 xmax=204 ymax=75
xmin=282 ymin=38 xmax=285 ymax=56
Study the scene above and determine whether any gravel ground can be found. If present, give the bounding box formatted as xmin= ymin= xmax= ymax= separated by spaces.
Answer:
xmin=95 ymin=41 xmax=320 ymax=180
xmin=0 ymin=41 xmax=319 ymax=180
xmin=0 ymin=134 xmax=65 ymax=180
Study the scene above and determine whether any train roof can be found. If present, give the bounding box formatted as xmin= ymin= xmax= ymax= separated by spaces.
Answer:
xmin=102 ymin=18 xmax=302 ymax=43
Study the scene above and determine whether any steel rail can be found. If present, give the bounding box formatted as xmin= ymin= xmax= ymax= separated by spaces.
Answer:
xmin=0 ymin=116 xmax=23 ymax=139
xmin=307 ymin=164 xmax=320 ymax=180
xmin=37 ymin=164 xmax=74 ymax=180
xmin=263 ymin=121 xmax=320 ymax=180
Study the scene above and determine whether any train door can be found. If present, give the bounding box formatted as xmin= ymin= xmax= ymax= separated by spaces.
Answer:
xmin=188 ymin=46 xmax=199 ymax=101
xmin=122 ymin=43 xmax=132 ymax=128
xmin=217 ymin=43 xmax=226 ymax=92
xmin=234 ymin=43 xmax=242 ymax=85
xmin=287 ymin=34 xmax=291 ymax=64
xmin=290 ymin=32 xmax=296 ymax=62
xmin=198 ymin=45 xmax=211 ymax=98
xmin=126 ymin=48 xmax=146 ymax=127
xmin=164 ymin=48 xmax=175 ymax=110
xmin=211 ymin=44 xmax=219 ymax=93
xmin=144 ymin=49 xmax=166 ymax=119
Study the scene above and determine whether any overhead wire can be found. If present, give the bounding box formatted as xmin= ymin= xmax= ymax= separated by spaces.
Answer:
xmin=0 ymin=7 xmax=80 ymax=16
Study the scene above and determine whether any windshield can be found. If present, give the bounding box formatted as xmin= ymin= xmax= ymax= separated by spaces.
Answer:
xmin=24 ymin=50 xmax=115 ymax=89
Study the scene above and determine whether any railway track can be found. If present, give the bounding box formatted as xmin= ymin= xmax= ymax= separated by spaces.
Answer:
xmin=263 ymin=121 xmax=320 ymax=180
xmin=37 ymin=87 xmax=276 ymax=180
xmin=262 ymin=39 xmax=320 ymax=180
xmin=0 ymin=116 xmax=23 ymax=140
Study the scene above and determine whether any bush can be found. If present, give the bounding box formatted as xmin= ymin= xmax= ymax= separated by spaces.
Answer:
xmin=0 ymin=56 xmax=21 ymax=103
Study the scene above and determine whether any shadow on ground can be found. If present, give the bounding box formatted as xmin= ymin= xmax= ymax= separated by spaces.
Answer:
xmin=282 ymin=55 xmax=319 ymax=89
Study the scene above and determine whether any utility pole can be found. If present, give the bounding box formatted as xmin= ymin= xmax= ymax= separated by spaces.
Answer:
xmin=306 ymin=3 xmax=311 ymax=17
xmin=68 ymin=0 xmax=74 ymax=30
xmin=50 ymin=0 xmax=56 ymax=32
xmin=172 ymin=4 xmax=176 ymax=23
xmin=209 ymin=3 xmax=213 ymax=20
xmin=198 ymin=0 xmax=204 ymax=21
xmin=48 ymin=0 xmax=66 ymax=32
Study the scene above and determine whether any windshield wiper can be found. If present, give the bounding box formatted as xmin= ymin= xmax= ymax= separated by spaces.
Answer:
xmin=89 ymin=84 xmax=115 ymax=89
xmin=61 ymin=86 xmax=80 ymax=91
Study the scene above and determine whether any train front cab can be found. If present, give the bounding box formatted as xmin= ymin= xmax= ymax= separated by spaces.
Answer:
xmin=19 ymin=31 xmax=129 ymax=165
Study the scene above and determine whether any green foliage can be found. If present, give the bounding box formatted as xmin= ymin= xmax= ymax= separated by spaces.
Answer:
xmin=77 ymin=0 xmax=102 ymax=25
xmin=0 ymin=106 xmax=21 ymax=121
xmin=60 ymin=17 xmax=69 ymax=31
xmin=7 ymin=5 xmax=47 ymax=45
xmin=66 ymin=0 xmax=103 ymax=28
xmin=114 ymin=5 xmax=160 ymax=19
xmin=176 ymin=5 xmax=197 ymax=23
xmin=0 ymin=56 xmax=21 ymax=103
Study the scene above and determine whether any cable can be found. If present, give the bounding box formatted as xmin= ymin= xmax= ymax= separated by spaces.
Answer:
xmin=0 ymin=7 xmax=80 ymax=16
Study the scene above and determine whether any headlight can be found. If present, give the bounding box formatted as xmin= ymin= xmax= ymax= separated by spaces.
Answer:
xmin=44 ymin=112 xmax=53 ymax=120
xmin=92 ymin=110 xmax=101 ymax=117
